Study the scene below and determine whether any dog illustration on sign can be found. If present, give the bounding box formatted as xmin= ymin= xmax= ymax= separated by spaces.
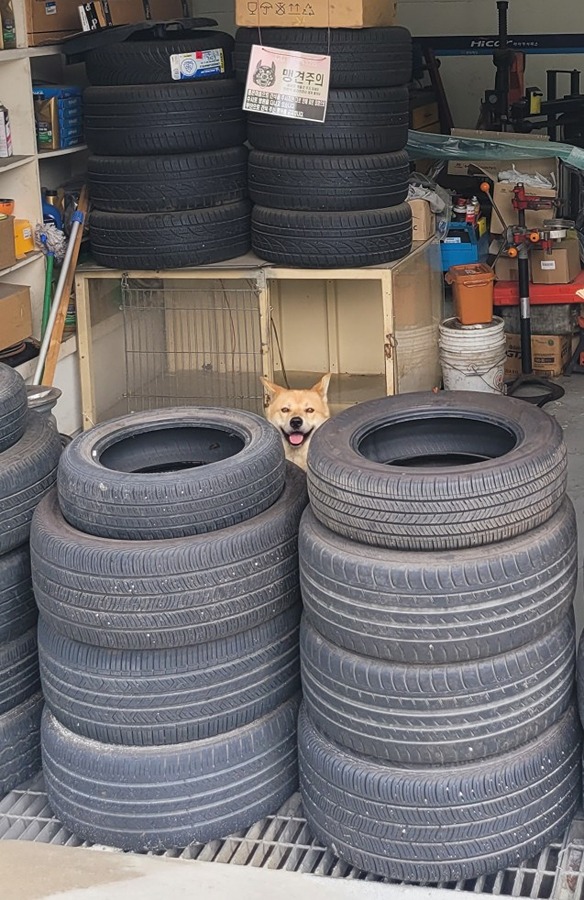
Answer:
xmin=253 ymin=60 xmax=277 ymax=88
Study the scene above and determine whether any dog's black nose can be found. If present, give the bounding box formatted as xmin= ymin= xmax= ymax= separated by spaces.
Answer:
xmin=290 ymin=416 xmax=303 ymax=430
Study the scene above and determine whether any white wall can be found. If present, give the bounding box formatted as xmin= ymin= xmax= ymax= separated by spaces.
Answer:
xmin=397 ymin=0 xmax=584 ymax=128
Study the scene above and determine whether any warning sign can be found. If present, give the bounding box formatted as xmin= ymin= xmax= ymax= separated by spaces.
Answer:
xmin=243 ymin=44 xmax=330 ymax=123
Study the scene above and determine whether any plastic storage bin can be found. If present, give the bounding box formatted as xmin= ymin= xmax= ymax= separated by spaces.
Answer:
xmin=446 ymin=262 xmax=495 ymax=325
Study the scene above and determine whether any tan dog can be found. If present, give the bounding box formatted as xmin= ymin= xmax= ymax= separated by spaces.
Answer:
xmin=261 ymin=374 xmax=331 ymax=470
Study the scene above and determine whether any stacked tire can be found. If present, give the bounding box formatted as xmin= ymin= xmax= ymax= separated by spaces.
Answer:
xmin=234 ymin=27 xmax=414 ymax=268
xmin=298 ymin=390 xmax=582 ymax=882
xmin=31 ymin=407 xmax=307 ymax=851
xmin=0 ymin=364 xmax=61 ymax=797
xmin=84 ymin=30 xmax=251 ymax=270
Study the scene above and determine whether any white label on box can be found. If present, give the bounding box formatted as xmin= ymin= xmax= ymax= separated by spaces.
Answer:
xmin=45 ymin=2 xmax=57 ymax=15
xmin=540 ymin=260 xmax=556 ymax=270
xmin=243 ymin=44 xmax=330 ymax=123
xmin=443 ymin=237 xmax=461 ymax=244
xmin=170 ymin=50 xmax=225 ymax=81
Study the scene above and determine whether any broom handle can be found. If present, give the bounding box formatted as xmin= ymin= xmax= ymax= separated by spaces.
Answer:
xmin=33 ymin=187 xmax=88 ymax=386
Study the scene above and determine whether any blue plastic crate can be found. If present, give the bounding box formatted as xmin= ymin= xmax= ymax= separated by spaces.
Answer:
xmin=441 ymin=221 xmax=490 ymax=271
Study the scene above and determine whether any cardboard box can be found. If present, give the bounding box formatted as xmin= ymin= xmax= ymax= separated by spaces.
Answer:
xmin=28 ymin=0 xmax=184 ymax=43
xmin=504 ymin=333 xmax=572 ymax=379
xmin=495 ymin=255 xmax=519 ymax=282
xmin=0 ymin=283 xmax=32 ymax=350
xmin=236 ymin=0 xmax=397 ymax=28
xmin=26 ymin=0 xmax=84 ymax=45
xmin=408 ymin=199 xmax=435 ymax=241
xmin=0 ymin=215 xmax=15 ymax=270
xmin=490 ymin=181 xmax=558 ymax=236
xmin=530 ymin=240 xmax=581 ymax=285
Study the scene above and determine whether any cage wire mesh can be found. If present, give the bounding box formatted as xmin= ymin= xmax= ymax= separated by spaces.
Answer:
xmin=119 ymin=277 xmax=265 ymax=416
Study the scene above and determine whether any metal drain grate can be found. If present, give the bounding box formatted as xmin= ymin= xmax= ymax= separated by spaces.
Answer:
xmin=1 ymin=776 xmax=583 ymax=899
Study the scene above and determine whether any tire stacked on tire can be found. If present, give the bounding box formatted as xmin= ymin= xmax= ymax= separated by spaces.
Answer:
xmin=298 ymin=390 xmax=582 ymax=882
xmin=84 ymin=31 xmax=251 ymax=270
xmin=234 ymin=27 xmax=414 ymax=268
xmin=31 ymin=407 xmax=308 ymax=851
xmin=0 ymin=364 xmax=62 ymax=797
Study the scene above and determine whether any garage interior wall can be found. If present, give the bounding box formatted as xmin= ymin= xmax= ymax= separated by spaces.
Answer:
xmin=397 ymin=0 xmax=583 ymax=128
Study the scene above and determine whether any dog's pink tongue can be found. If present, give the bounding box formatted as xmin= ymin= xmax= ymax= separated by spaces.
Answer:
xmin=288 ymin=433 xmax=304 ymax=446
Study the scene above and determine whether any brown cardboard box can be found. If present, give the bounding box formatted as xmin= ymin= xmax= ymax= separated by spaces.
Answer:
xmin=490 ymin=181 xmax=558 ymax=236
xmin=0 ymin=283 xmax=32 ymax=350
xmin=26 ymin=0 xmax=84 ymax=44
xmin=494 ymin=255 xmax=519 ymax=282
xmin=0 ymin=215 xmax=15 ymax=270
xmin=236 ymin=0 xmax=397 ymax=28
xmin=530 ymin=240 xmax=581 ymax=285
xmin=408 ymin=199 xmax=435 ymax=241
xmin=504 ymin=333 xmax=572 ymax=379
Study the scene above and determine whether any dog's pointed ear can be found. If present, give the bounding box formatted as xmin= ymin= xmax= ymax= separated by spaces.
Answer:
xmin=311 ymin=373 xmax=332 ymax=399
xmin=260 ymin=376 xmax=284 ymax=399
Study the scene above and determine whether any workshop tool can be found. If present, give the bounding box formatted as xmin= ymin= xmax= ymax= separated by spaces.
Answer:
xmin=480 ymin=180 xmax=566 ymax=406
xmin=33 ymin=186 xmax=88 ymax=387
xmin=35 ymin=222 xmax=67 ymax=339
xmin=480 ymin=1 xmax=526 ymax=130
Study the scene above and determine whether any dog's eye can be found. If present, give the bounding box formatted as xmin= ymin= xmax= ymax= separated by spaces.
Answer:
xmin=281 ymin=407 xmax=290 ymax=413
xmin=306 ymin=407 xmax=314 ymax=414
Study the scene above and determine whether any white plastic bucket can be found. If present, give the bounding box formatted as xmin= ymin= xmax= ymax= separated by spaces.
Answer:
xmin=439 ymin=316 xmax=506 ymax=394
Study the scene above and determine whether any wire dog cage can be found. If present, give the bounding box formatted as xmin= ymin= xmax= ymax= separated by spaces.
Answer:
xmin=120 ymin=277 xmax=265 ymax=416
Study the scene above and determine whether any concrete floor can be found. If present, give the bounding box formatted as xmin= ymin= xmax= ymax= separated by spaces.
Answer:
xmin=3 ymin=377 xmax=584 ymax=899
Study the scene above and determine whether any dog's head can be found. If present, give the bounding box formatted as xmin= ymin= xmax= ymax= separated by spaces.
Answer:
xmin=261 ymin=374 xmax=331 ymax=451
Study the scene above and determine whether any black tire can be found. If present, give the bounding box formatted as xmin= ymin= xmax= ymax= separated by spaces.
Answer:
xmin=306 ymin=391 xmax=567 ymax=551
xmin=32 ymin=465 xmax=307 ymax=649
xmin=0 ymin=692 xmax=42 ymax=796
xmin=298 ymin=703 xmax=582 ymax=883
xmin=252 ymin=204 xmax=412 ymax=268
xmin=84 ymin=81 xmax=246 ymax=156
xmin=301 ymin=614 xmax=575 ymax=765
xmin=0 ymin=363 xmax=27 ymax=453
xmin=300 ymin=501 xmax=577 ymax=663
xmin=85 ymin=32 xmax=235 ymax=85
xmin=0 ymin=627 xmax=39 ymax=716
xmin=0 ymin=412 xmax=62 ymax=556
xmin=89 ymin=201 xmax=251 ymax=269
xmin=247 ymin=86 xmax=409 ymax=155
xmin=88 ymin=147 xmax=248 ymax=213
xmin=248 ymin=150 xmax=409 ymax=212
xmin=235 ymin=27 xmax=412 ymax=88
xmin=57 ymin=406 xmax=284 ymax=540
xmin=42 ymin=695 xmax=300 ymax=851
xmin=39 ymin=606 xmax=300 ymax=746
xmin=0 ymin=544 xmax=36 ymax=644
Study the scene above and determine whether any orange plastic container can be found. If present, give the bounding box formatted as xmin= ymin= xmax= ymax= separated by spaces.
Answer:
xmin=446 ymin=263 xmax=496 ymax=326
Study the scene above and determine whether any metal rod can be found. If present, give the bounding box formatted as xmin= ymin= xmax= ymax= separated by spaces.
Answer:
xmin=517 ymin=251 xmax=533 ymax=375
